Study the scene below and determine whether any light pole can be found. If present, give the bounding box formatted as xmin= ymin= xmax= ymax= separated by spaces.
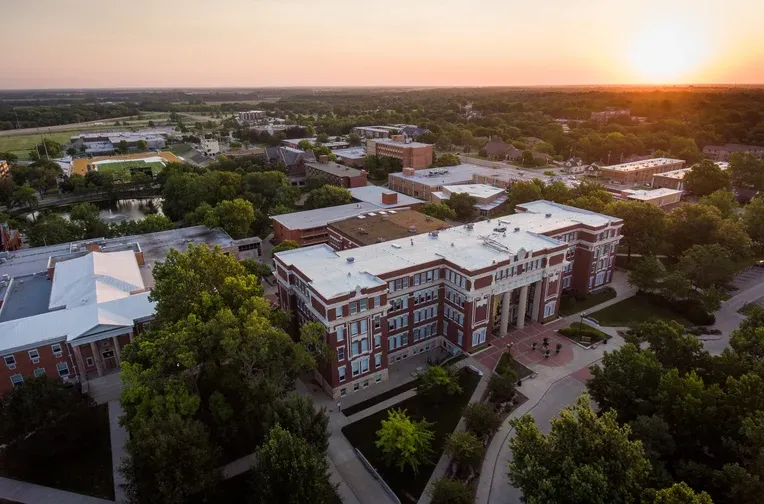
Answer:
xmin=579 ymin=312 xmax=586 ymax=340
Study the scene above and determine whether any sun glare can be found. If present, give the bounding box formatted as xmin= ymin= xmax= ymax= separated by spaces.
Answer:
xmin=629 ymin=22 xmax=707 ymax=83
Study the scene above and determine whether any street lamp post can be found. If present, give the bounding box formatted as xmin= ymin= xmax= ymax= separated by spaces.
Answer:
xmin=579 ymin=312 xmax=586 ymax=340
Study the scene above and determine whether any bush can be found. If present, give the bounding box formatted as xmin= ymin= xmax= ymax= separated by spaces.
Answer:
xmin=487 ymin=374 xmax=516 ymax=406
xmin=430 ymin=477 xmax=473 ymax=504
xmin=464 ymin=402 xmax=502 ymax=441
xmin=559 ymin=323 xmax=608 ymax=343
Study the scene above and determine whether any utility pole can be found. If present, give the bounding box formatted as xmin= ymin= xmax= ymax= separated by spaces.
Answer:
xmin=38 ymin=129 xmax=50 ymax=159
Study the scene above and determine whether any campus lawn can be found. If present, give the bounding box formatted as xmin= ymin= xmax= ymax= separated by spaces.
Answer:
xmin=0 ymin=132 xmax=72 ymax=160
xmin=341 ymin=369 xmax=481 ymax=504
xmin=588 ymin=295 xmax=692 ymax=328
xmin=343 ymin=378 xmax=421 ymax=417
xmin=558 ymin=287 xmax=617 ymax=316
xmin=169 ymin=143 xmax=193 ymax=156
xmin=0 ymin=403 xmax=114 ymax=500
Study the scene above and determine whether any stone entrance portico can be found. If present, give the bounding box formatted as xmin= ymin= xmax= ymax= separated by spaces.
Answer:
xmin=71 ymin=331 xmax=134 ymax=384
xmin=496 ymin=278 xmax=546 ymax=335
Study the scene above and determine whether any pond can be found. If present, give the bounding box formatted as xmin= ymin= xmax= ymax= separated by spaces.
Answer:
xmin=27 ymin=198 xmax=163 ymax=223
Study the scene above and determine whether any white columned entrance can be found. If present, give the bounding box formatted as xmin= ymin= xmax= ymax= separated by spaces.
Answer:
xmin=73 ymin=345 xmax=88 ymax=383
xmin=530 ymin=280 xmax=543 ymax=323
xmin=499 ymin=290 xmax=512 ymax=335
xmin=516 ymin=284 xmax=529 ymax=329
xmin=111 ymin=336 xmax=122 ymax=365
xmin=90 ymin=341 xmax=104 ymax=376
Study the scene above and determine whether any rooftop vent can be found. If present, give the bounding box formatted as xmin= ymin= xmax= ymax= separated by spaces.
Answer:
xmin=545 ymin=213 xmax=552 ymax=218
xmin=466 ymin=223 xmax=474 ymax=230
xmin=493 ymin=226 xmax=507 ymax=233
xmin=408 ymin=226 xmax=417 ymax=233
xmin=346 ymin=257 xmax=355 ymax=263
xmin=514 ymin=227 xmax=520 ymax=232
xmin=429 ymin=231 xmax=439 ymax=238
xmin=391 ymin=243 xmax=402 ymax=249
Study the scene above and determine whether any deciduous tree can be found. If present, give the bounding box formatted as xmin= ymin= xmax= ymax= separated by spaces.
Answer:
xmin=418 ymin=365 xmax=462 ymax=404
xmin=685 ymin=160 xmax=732 ymax=196
xmin=421 ymin=202 xmax=457 ymax=221
xmin=375 ymin=408 xmax=435 ymax=474
xmin=429 ymin=477 xmax=473 ymax=504
xmin=304 ymin=185 xmax=352 ymax=209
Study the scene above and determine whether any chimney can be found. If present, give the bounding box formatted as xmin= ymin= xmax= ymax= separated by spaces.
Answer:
xmin=318 ymin=154 xmax=329 ymax=163
xmin=86 ymin=242 xmax=101 ymax=253
xmin=381 ymin=191 xmax=398 ymax=205
xmin=403 ymin=167 xmax=416 ymax=176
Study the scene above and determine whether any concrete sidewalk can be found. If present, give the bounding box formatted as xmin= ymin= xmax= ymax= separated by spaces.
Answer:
xmin=297 ymin=379 xmax=397 ymax=504
xmin=0 ymin=477 xmax=113 ymax=504
xmin=108 ymin=400 xmax=128 ymax=504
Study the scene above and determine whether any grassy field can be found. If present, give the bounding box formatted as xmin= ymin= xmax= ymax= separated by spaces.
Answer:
xmin=589 ymin=295 xmax=691 ymax=328
xmin=96 ymin=160 xmax=165 ymax=181
xmin=0 ymin=132 xmax=72 ymax=160
xmin=342 ymin=369 xmax=480 ymax=504
xmin=559 ymin=287 xmax=617 ymax=316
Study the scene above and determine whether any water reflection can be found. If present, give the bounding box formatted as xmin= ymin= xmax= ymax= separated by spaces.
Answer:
xmin=27 ymin=198 xmax=164 ymax=222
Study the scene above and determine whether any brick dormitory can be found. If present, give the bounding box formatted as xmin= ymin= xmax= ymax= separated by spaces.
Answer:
xmin=274 ymin=201 xmax=623 ymax=399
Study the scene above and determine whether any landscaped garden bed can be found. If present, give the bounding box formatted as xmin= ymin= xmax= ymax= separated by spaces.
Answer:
xmin=342 ymin=378 xmax=421 ymax=417
xmin=559 ymin=322 xmax=610 ymax=346
xmin=341 ymin=368 xmax=481 ymax=504
xmin=0 ymin=403 xmax=114 ymax=500
xmin=495 ymin=351 xmax=533 ymax=380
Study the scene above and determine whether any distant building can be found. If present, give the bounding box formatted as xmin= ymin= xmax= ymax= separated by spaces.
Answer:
xmin=333 ymin=148 xmax=367 ymax=167
xmin=366 ymin=135 xmax=433 ymax=169
xmin=598 ymin=158 xmax=685 ymax=185
xmin=431 ymin=184 xmax=509 ymax=217
xmin=347 ymin=186 xmax=424 ymax=211
xmin=702 ymin=143 xmax=764 ymax=161
xmin=271 ymin=203 xmax=380 ymax=246
xmin=264 ymin=146 xmax=315 ymax=186
xmin=352 ymin=125 xmax=430 ymax=140
xmin=200 ymin=138 xmax=220 ymax=156
xmin=305 ymin=158 xmax=367 ymax=188
xmin=221 ymin=147 xmax=265 ymax=159
xmin=282 ymin=138 xmax=350 ymax=151
xmin=617 ymin=188 xmax=683 ymax=209
xmin=70 ymin=132 xmax=167 ymax=155
xmin=591 ymin=109 xmax=631 ymax=122
xmin=238 ymin=110 xmax=266 ymax=123
xmin=651 ymin=162 xmax=728 ymax=191
xmin=482 ymin=138 xmax=518 ymax=159
xmin=352 ymin=126 xmax=393 ymax=139
xmin=327 ymin=209 xmax=445 ymax=251
xmin=0 ymin=226 xmax=259 ymax=394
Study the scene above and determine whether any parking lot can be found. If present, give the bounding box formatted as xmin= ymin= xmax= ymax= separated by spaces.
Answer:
xmin=730 ymin=265 xmax=764 ymax=293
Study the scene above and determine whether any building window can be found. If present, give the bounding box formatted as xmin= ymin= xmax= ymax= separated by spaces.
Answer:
xmin=354 ymin=382 xmax=360 ymax=391
xmin=351 ymin=323 xmax=359 ymax=337
xmin=350 ymin=302 xmax=357 ymax=315
xmin=352 ymin=361 xmax=361 ymax=377
xmin=34 ymin=368 xmax=46 ymax=377
xmin=374 ymin=333 xmax=381 ymax=348
xmin=360 ymin=319 xmax=368 ymax=334
xmin=336 ymin=326 xmax=345 ymax=342
xmin=375 ymin=353 xmax=382 ymax=368
xmin=544 ymin=301 xmax=556 ymax=319
xmin=361 ymin=357 xmax=369 ymax=373
xmin=351 ymin=341 xmax=359 ymax=357
xmin=339 ymin=366 xmax=346 ymax=382
xmin=374 ymin=315 xmax=381 ymax=329
xmin=472 ymin=328 xmax=487 ymax=347
xmin=340 ymin=388 xmax=347 ymax=397
xmin=10 ymin=374 xmax=23 ymax=387
xmin=51 ymin=343 xmax=63 ymax=357
xmin=360 ymin=299 xmax=367 ymax=312
xmin=86 ymin=357 xmax=95 ymax=367
xmin=56 ymin=362 xmax=69 ymax=377
xmin=373 ymin=296 xmax=380 ymax=308
xmin=336 ymin=307 xmax=342 ymax=319
xmin=4 ymin=355 xmax=16 ymax=369
xmin=338 ymin=347 xmax=345 ymax=361
xmin=363 ymin=380 xmax=369 ymax=388
xmin=457 ymin=330 xmax=463 ymax=346
xmin=376 ymin=374 xmax=382 ymax=383
xmin=28 ymin=349 xmax=40 ymax=363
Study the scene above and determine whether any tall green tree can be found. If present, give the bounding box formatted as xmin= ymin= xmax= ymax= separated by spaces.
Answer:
xmin=251 ymin=425 xmax=336 ymax=504
xmin=273 ymin=240 xmax=300 ymax=254
xmin=742 ymin=196 xmax=764 ymax=246
xmin=445 ymin=192 xmax=477 ymax=221
xmin=684 ymin=160 xmax=732 ymax=196
xmin=605 ymin=200 xmax=667 ymax=259
xmin=445 ymin=430 xmax=483 ymax=476
xmin=375 ymin=408 xmax=435 ymax=474
xmin=628 ymin=255 xmax=667 ymax=292
xmin=508 ymin=180 xmax=543 ymax=209
xmin=678 ymin=244 xmax=735 ymax=289
xmin=508 ymin=395 xmax=651 ymax=504
xmin=699 ymin=189 xmax=738 ymax=219
xmin=418 ymin=365 xmax=462 ymax=404
xmin=433 ymin=153 xmax=461 ymax=167
xmin=421 ymin=202 xmax=457 ymax=220
xmin=304 ymin=185 xmax=352 ymax=209
xmin=729 ymin=152 xmax=764 ymax=190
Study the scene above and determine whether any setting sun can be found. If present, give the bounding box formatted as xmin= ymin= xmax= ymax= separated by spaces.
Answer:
xmin=629 ymin=22 xmax=709 ymax=83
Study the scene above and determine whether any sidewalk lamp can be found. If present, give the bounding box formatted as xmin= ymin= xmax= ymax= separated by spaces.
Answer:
xmin=579 ymin=312 xmax=586 ymax=339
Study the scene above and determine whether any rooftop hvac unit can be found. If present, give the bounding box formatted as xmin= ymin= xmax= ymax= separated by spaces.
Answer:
xmin=466 ymin=223 xmax=474 ymax=230
xmin=514 ymin=227 xmax=520 ymax=232
xmin=429 ymin=231 xmax=439 ymax=238
xmin=408 ymin=226 xmax=417 ymax=233
xmin=493 ymin=226 xmax=507 ymax=233
xmin=346 ymin=257 xmax=355 ymax=263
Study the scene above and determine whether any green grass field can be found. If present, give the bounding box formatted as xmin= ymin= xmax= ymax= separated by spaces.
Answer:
xmin=0 ymin=132 xmax=72 ymax=160
xmin=95 ymin=160 xmax=165 ymax=181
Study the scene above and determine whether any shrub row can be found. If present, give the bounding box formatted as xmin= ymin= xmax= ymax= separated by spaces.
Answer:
xmin=559 ymin=324 xmax=607 ymax=343
xmin=639 ymin=291 xmax=716 ymax=326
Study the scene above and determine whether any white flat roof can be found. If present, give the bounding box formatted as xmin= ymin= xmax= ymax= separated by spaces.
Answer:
xmin=443 ymin=184 xmax=506 ymax=199
xmin=371 ymin=138 xmax=430 ymax=148
xmin=271 ymin=202 xmax=381 ymax=230
xmin=390 ymin=164 xmax=552 ymax=187
xmin=622 ymin=188 xmax=683 ymax=200
xmin=276 ymin=200 xmax=620 ymax=299
xmin=348 ymin=186 xmax=422 ymax=208
xmin=600 ymin=157 xmax=684 ymax=172
xmin=334 ymin=148 xmax=367 ymax=159
xmin=653 ymin=168 xmax=691 ymax=180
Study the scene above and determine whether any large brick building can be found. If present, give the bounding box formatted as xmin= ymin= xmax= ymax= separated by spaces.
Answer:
xmin=0 ymin=227 xmax=249 ymax=394
xmin=598 ymin=158 xmax=685 ymax=185
xmin=703 ymin=143 xmax=764 ymax=162
xmin=367 ymin=136 xmax=433 ymax=170
xmin=306 ymin=158 xmax=368 ymax=188
xmin=274 ymin=201 xmax=623 ymax=398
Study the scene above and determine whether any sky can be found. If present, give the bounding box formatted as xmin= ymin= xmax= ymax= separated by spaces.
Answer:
xmin=1 ymin=0 xmax=763 ymax=89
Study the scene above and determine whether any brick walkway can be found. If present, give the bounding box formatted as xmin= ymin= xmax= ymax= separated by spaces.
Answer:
xmin=475 ymin=319 xmax=571 ymax=372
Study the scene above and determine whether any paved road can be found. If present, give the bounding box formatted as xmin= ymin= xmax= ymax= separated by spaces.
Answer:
xmin=486 ymin=376 xmax=587 ymax=503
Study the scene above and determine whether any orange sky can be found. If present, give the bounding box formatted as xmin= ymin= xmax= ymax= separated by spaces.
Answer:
xmin=1 ymin=0 xmax=762 ymax=88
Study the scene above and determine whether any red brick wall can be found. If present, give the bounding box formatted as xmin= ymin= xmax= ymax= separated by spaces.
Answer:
xmin=0 ymin=341 xmax=72 ymax=394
